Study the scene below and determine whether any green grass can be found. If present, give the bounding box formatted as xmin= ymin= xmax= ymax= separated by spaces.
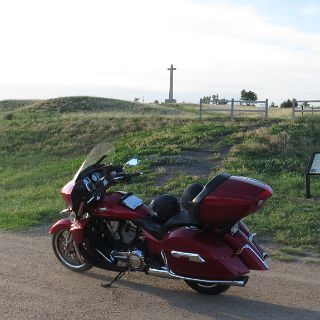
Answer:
xmin=0 ymin=97 xmax=320 ymax=251
xmin=304 ymin=259 xmax=320 ymax=265
xmin=269 ymin=252 xmax=297 ymax=262
xmin=279 ymin=247 xmax=308 ymax=257
xmin=15 ymin=96 xmax=196 ymax=117
xmin=0 ymin=99 xmax=40 ymax=111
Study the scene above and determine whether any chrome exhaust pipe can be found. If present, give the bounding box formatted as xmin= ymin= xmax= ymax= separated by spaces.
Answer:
xmin=147 ymin=268 xmax=248 ymax=287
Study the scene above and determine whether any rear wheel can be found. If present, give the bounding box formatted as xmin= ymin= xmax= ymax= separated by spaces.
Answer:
xmin=52 ymin=229 xmax=92 ymax=272
xmin=185 ymin=281 xmax=230 ymax=295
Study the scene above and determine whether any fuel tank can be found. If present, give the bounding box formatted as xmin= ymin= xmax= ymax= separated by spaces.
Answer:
xmin=91 ymin=192 xmax=152 ymax=220
xmin=195 ymin=175 xmax=272 ymax=226
xmin=162 ymin=227 xmax=249 ymax=280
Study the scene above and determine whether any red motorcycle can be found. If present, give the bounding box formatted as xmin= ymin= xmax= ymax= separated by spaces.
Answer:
xmin=49 ymin=143 xmax=272 ymax=295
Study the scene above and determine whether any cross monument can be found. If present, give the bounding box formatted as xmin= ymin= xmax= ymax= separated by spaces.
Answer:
xmin=165 ymin=64 xmax=177 ymax=103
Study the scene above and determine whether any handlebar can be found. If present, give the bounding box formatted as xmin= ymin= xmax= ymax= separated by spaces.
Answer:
xmin=113 ymin=172 xmax=142 ymax=182
xmin=82 ymin=169 xmax=142 ymax=205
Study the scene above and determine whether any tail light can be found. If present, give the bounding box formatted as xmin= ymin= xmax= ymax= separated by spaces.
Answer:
xmin=256 ymin=188 xmax=273 ymax=201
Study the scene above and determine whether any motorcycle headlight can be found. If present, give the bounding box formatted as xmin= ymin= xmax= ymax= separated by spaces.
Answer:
xmin=231 ymin=222 xmax=239 ymax=235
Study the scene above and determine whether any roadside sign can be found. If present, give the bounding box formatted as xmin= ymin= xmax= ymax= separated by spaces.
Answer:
xmin=306 ymin=152 xmax=320 ymax=198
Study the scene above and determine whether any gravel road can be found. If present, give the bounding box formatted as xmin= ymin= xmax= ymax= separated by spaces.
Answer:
xmin=0 ymin=227 xmax=319 ymax=320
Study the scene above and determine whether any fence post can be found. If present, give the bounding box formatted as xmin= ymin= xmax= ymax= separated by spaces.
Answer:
xmin=312 ymin=106 xmax=314 ymax=115
xmin=292 ymin=98 xmax=296 ymax=119
xmin=265 ymin=99 xmax=268 ymax=120
xmin=231 ymin=98 xmax=234 ymax=120
xmin=302 ymin=104 xmax=304 ymax=116
xmin=199 ymin=98 xmax=202 ymax=120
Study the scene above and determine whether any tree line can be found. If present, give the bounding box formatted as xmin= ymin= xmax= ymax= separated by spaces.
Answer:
xmin=202 ymin=90 xmax=258 ymax=105
xmin=202 ymin=90 xmax=310 ymax=108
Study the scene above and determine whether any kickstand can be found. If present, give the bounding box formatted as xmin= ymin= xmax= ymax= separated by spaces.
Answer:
xmin=101 ymin=272 xmax=126 ymax=288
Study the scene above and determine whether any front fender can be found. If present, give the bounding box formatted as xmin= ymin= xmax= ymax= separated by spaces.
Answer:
xmin=48 ymin=218 xmax=72 ymax=234
xmin=69 ymin=219 xmax=90 ymax=245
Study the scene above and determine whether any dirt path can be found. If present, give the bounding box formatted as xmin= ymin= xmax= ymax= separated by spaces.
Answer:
xmin=0 ymin=228 xmax=319 ymax=320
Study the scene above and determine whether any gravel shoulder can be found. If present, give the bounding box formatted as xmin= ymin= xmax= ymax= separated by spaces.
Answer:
xmin=0 ymin=228 xmax=320 ymax=320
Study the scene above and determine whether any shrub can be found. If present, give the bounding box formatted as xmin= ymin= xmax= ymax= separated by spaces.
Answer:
xmin=280 ymin=99 xmax=297 ymax=108
xmin=4 ymin=113 xmax=14 ymax=120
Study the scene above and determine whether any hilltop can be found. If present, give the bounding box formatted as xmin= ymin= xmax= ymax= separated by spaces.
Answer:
xmin=0 ymin=96 xmax=194 ymax=116
xmin=0 ymin=99 xmax=40 ymax=111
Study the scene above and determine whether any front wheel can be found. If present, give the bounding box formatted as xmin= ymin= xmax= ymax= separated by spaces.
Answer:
xmin=52 ymin=229 xmax=92 ymax=272
xmin=184 ymin=281 xmax=230 ymax=295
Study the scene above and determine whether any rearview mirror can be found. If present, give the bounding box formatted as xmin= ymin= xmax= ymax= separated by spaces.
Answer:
xmin=125 ymin=158 xmax=139 ymax=167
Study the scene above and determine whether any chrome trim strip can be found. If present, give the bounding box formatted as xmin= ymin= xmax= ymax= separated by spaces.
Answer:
xmin=236 ymin=244 xmax=250 ymax=255
xmin=96 ymin=249 xmax=113 ymax=264
xmin=248 ymin=233 xmax=256 ymax=242
xmin=171 ymin=250 xmax=206 ymax=263
xmin=148 ymin=268 xmax=172 ymax=278
xmin=161 ymin=250 xmax=168 ymax=267
xmin=147 ymin=268 xmax=248 ymax=287
xmin=185 ymin=226 xmax=199 ymax=231
xmin=236 ymin=244 xmax=269 ymax=269
xmin=231 ymin=222 xmax=239 ymax=235
xmin=245 ymin=231 xmax=265 ymax=259
xmin=59 ymin=208 xmax=71 ymax=215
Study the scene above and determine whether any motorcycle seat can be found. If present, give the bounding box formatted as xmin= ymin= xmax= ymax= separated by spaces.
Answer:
xmin=135 ymin=209 xmax=201 ymax=241
xmin=181 ymin=183 xmax=204 ymax=216
xmin=135 ymin=174 xmax=231 ymax=240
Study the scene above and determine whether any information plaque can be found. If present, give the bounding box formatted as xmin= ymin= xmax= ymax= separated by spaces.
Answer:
xmin=306 ymin=152 xmax=320 ymax=198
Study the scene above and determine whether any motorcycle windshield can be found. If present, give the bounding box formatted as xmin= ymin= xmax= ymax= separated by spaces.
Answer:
xmin=73 ymin=143 xmax=115 ymax=181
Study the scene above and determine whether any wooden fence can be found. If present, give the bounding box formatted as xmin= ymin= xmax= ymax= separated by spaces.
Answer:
xmin=291 ymin=99 xmax=320 ymax=118
xmin=199 ymin=99 xmax=269 ymax=120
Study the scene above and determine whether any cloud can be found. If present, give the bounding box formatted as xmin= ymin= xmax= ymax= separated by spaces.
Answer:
xmin=0 ymin=0 xmax=319 ymax=103
xmin=300 ymin=3 xmax=320 ymax=16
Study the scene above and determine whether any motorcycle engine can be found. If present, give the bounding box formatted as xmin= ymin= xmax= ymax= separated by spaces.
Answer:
xmin=95 ymin=219 xmax=146 ymax=271
xmin=105 ymin=220 xmax=138 ymax=245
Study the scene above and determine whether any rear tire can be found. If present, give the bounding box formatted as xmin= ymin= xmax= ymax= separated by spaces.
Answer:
xmin=52 ymin=229 xmax=92 ymax=273
xmin=185 ymin=281 xmax=230 ymax=295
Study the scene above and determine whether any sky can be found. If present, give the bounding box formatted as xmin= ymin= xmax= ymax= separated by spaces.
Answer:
xmin=0 ymin=0 xmax=319 ymax=104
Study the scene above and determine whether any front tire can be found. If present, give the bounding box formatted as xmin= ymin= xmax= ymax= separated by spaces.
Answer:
xmin=52 ymin=229 xmax=92 ymax=272
xmin=185 ymin=281 xmax=230 ymax=295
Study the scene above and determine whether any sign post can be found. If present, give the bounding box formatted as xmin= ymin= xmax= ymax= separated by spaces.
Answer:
xmin=306 ymin=152 xmax=320 ymax=198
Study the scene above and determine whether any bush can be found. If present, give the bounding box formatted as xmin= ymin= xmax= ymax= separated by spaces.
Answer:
xmin=280 ymin=99 xmax=297 ymax=108
xmin=4 ymin=113 xmax=14 ymax=120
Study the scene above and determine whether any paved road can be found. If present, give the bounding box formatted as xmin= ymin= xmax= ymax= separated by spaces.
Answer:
xmin=1 ymin=228 xmax=320 ymax=320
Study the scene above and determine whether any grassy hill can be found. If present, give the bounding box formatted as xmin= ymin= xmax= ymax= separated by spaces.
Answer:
xmin=0 ymin=96 xmax=196 ymax=116
xmin=0 ymin=99 xmax=40 ymax=112
xmin=0 ymin=96 xmax=319 ymax=254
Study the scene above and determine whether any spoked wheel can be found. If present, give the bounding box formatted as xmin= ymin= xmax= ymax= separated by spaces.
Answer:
xmin=185 ymin=281 xmax=230 ymax=295
xmin=52 ymin=229 xmax=92 ymax=272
